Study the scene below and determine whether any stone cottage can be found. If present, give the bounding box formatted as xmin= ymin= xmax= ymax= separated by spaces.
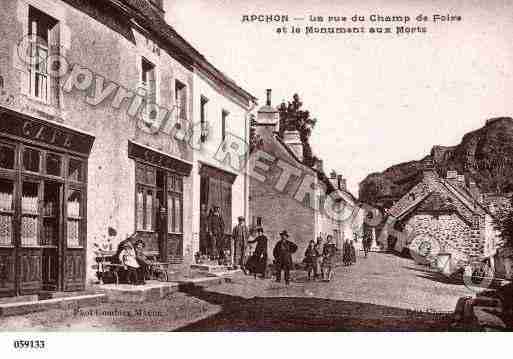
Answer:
xmin=385 ymin=166 xmax=499 ymax=272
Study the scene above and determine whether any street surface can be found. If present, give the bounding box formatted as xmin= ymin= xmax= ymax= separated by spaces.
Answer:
xmin=0 ymin=252 xmax=474 ymax=331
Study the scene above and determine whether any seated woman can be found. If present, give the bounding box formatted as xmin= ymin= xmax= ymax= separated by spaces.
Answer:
xmin=119 ymin=241 xmax=144 ymax=285
xmin=133 ymin=239 xmax=150 ymax=282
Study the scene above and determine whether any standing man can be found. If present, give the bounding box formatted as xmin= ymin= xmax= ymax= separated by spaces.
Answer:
xmin=232 ymin=216 xmax=249 ymax=270
xmin=273 ymin=230 xmax=298 ymax=285
xmin=209 ymin=206 xmax=225 ymax=264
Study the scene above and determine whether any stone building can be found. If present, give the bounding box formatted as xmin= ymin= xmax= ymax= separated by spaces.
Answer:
xmin=386 ymin=166 xmax=499 ymax=271
xmin=0 ymin=0 xmax=255 ymax=298
xmin=248 ymin=90 xmax=360 ymax=262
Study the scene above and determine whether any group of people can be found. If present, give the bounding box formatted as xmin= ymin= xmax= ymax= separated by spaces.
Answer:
xmin=303 ymin=235 xmax=337 ymax=282
xmin=242 ymin=226 xmax=298 ymax=285
xmin=115 ymin=236 xmax=151 ymax=285
xmin=199 ymin=204 xmax=229 ymax=264
xmin=342 ymin=239 xmax=357 ymax=266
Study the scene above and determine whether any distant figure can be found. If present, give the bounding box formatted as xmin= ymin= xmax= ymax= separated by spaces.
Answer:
xmin=350 ymin=240 xmax=357 ymax=265
xmin=208 ymin=206 xmax=225 ymax=263
xmin=232 ymin=216 xmax=249 ymax=270
xmin=273 ymin=230 xmax=298 ymax=285
xmin=321 ymin=235 xmax=337 ymax=281
xmin=246 ymin=227 xmax=268 ymax=278
xmin=343 ymin=239 xmax=352 ymax=266
xmin=363 ymin=231 xmax=372 ymax=258
xmin=303 ymin=240 xmax=319 ymax=281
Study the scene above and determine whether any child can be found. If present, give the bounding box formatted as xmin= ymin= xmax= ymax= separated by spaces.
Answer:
xmin=119 ymin=241 xmax=141 ymax=285
xmin=303 ymin=240 xmax=319 ymax=280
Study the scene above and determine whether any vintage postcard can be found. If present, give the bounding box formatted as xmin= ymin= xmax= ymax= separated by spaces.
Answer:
xmin=0 ymin=0 xmax=512 ymax=346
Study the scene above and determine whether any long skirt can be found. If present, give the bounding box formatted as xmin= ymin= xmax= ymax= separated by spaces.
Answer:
xmin=246 ymin=254 xmax=267 ymax=275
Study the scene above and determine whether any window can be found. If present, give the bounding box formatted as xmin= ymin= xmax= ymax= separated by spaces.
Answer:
xmin=200 ymin=96 xmax=209 ymax=142
xmin=175 ymin=80 xmax=187 ymax=120
xmin=68 ymin=158 xmax=84 ymax=181
xmin=167 ymin=174 xmax=183 ymax=233
xmin=0 ymin=179 xmax=14 ymax=246
xmin=141 ymin=58 xmax=156 ymax=104
xmin=28 ymin=7 xmax=58 ymax=103
xmin=23 ymin=147 xmax=41 ymax=172
xmin=135 ymin=163 xmax=156 ymax=231
xmin=222 ymin=110 xmax=229 ymax=142
xmin=67 ymin=189 xmax=82 ymax=247
xmin=46 ymin=153 xmax=62 ymax=176
xmin=0 ymin=143 xmax=15 ymax=169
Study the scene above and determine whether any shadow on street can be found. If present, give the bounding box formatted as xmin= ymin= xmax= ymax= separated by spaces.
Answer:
xmin=175 ymin=285 xmax=454 ymax=332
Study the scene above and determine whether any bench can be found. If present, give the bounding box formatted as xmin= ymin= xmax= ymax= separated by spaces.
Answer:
xmin=95 ymin=250 xmax=170 ymax=284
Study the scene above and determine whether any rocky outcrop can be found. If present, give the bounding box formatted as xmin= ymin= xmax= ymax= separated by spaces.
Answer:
xmin=359 ymin=117 xmax=513 ymax=209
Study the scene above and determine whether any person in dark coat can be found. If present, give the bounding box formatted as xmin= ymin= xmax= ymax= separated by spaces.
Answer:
xmin=232 ymin=216 xmax=249 ymax=270
xmin=208 ymin=206 xmax=225 ymax=263
xmin=342 ymin=239 xmax=352 ymax=266
xmin=246 ymin=227 xmax=268 ymax=278
xmin=273 ymin=230 xmax=298 ymax=285
xmin=303 ymin=240 xmax=319 ymax=281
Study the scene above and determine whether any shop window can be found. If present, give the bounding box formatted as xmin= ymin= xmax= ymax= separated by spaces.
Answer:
xmin=21 ymin=181 xmax=40 ymax=246
xmin=0 ymin=143 xmax=15 ymax=169
xmin=67 ymin=189 xmax=82 ymax=247
xmin=42 ymin=181 xmax=60 ymax=246
xmin=23 ymin=147 xmax=41 ymax=172
xmin=167 ymin=174 xmax=183 ymax=233
xmin=46 ymin=153 xmax=62 ymax=176
xmin=135 ymin=163 xmax=156 ymax=231
xmin=68 ymin=158 xmax=83 ymax=181
xmin=141 ymin=58 xmax=156 ymax=103
xmin=175 ymin=80 xmax=187 ymax=120
xmin=0 ymin=179 xmax=14 ymax=246
xmin=28 ymin=6 xmax=58 ymax=103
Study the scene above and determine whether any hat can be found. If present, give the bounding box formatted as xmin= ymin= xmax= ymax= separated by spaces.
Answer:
xmin=238 ymin=216 xmax=245 ymax=221
xmin=134 ymin=239 xmax=145 ymax=247
xmin=279 ymin=230 xmax=289 ymax=238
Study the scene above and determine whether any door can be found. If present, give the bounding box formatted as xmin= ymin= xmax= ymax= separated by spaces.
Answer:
xmin=62 ymin=187 xmax=85 ymax=291
xmin=0 ymin=176 xmax=16 ymax=297
xmin=41 ymin=180 xmax=62 ymax=291
xmin=18 ymin=178 xmax=43 ymax=295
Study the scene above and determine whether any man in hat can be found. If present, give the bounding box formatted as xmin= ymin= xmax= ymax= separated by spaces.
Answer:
xmin=208 ymin=206 xmax=225 ymax=263
xmin=232 ymin=216 xmax=249 ymax=271
xmin=273 ymin=230 xmax=298 ymax=285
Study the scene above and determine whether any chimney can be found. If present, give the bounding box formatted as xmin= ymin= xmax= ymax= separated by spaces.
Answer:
xmin=329 ymin=170 xmax=338 ymax=190
xmin=283 ymin=130 xmax=303 ymax=162
xmin=338 ymin=175 xmax=347 ymax=191
xmin=257 ymin=89 xmax=279 ymax=132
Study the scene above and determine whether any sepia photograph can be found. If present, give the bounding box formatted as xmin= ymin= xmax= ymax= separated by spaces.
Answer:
xmin=0 ymin=0 xmax=513 ymax=346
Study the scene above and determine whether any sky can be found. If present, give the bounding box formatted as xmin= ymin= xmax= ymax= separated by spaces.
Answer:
xmin=164 ymin=0 xmax=513 ymax=195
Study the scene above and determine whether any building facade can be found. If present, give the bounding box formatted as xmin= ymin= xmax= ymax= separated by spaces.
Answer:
xmin=0 ymin=0 xmax=255 ymax=297
xmin=248 ymin=90 xmax=359 ymax=262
